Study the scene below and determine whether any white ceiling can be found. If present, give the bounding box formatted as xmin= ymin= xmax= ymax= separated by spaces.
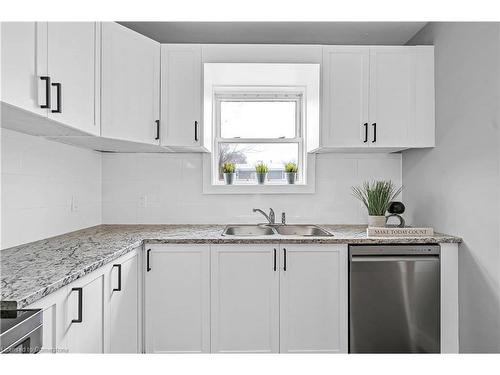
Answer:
xmin=118 ymin=22 xmax=427 ymax=45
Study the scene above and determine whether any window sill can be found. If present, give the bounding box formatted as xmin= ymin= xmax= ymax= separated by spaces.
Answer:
xmin=202 ymin=154 xmax=316 ymax=195
xmin=203 ymin=183 xmax=315 ymax=195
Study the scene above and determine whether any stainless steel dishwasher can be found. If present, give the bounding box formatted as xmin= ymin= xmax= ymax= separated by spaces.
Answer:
xmin=349 ymin=244 xmax=440 ymax=353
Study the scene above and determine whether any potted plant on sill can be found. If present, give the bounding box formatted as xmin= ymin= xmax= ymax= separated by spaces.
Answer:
xmin=284 ymin=162 xmax=298 ymax=184
xmin=223 ymin=162 xmax=236 ymax=185
xmin=255 ymin=162 xmax=268 ymax=185
xmin=352 ymin=180 xmax=402 ymax=227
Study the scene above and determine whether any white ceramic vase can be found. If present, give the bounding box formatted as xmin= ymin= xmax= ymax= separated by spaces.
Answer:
xmin=368 ymin=215 xmax=387 ymax=228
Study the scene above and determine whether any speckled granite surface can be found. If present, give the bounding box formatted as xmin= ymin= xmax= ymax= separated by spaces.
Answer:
xmin=1 ymin=224 xmax=461 ymax=309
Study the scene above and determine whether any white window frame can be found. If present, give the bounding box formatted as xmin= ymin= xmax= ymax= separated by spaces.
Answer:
xmin=212 ymin=90 xmax=306 ymax=186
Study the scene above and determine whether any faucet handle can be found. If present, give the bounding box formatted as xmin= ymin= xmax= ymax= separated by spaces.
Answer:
xmin=268 ymin=208 xmax=275 ymax=224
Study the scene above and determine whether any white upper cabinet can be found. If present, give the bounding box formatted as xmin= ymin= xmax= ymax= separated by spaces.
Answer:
xmin=368 ymin=47 xmax=415 ymax=148
xmin=1 ymin=22 xmax=47 ymax=117
xmin=321 ymin=45 xmax=435 ymax=150
xmin=161 ymin=44 xmax=204 ymax=150
xmin=1 ymin=22 xmax=100 ymax=136
xmin=46 ymin=22 xmax=100 ymax=135
xmin=101 ymin=22 xmax=161 ymax=145
xmin=322 ymin=46 xmax=370 ymax=147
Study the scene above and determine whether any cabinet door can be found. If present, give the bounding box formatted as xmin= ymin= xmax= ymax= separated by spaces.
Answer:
xmin=145 ymin=245 xmax=210 ymax=353
xmin=47 ymin=22 xmax=99 ymax=135
xmin=161 ymin=45 xmax=202 ymax=147
xmin=1 ymin=22 xmax=47 ymax=116
xmin=109 ymin=251 xmax=139 ymax=353
xmin=211 ymin=244 xmax=279 ymax=353
xmin=280 ymin=244 xmax=348 ymax=353
xmin=66 ymin=271 xmax=105 ymax=353
xmin=322 ymin=46 xmax=370 ymax=147
xmin=26 ymin=286 xmax=68 ymax=353
xmin=369 ymin=47 xmax=415 ymax=147
xmin=101 ymin=22 xmax=160 ymax=145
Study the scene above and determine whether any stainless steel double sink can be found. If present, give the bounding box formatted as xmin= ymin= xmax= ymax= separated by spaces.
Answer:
xmin=222 ymin=224 xmax=333 ymax=237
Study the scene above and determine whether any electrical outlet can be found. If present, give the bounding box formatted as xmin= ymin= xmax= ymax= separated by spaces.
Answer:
xmin=139 ymin=194 xmax=147 ymax=208
xmin=70 ymin=196 xmax=79 ymax=212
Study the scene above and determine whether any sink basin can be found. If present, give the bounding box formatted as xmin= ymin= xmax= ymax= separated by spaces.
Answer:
xmin=222 ymin=225 xmax=276 ymax=236
xmin=274 ymin=225 xmax=332 ymax=236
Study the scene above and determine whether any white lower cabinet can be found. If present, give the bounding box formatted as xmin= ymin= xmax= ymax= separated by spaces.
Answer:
xmin=108 ymin=250 xmax=140 ymax=353
xmin=25 ymin=249 xmax=140 ymax=353
xmin=144 ymin=244 xmax=210 ymax=353
xmin=210 ymin=244 xmax=347 ymax=353
xmin=65 ymin=270 xmax=105 ymax=353
xmin=26 ymin=243 xmax=346 ymax=354
xmin=211 ymin=244 xmax=280 ymax=353
xmin=279 ymin=244 xmax=348 ymax=353
xmin=25 ymin=285 xmax=68 ymax=353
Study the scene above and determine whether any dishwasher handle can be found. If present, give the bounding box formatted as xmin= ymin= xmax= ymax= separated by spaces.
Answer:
xmin=351 ymin=255 xmax=439 ymax=262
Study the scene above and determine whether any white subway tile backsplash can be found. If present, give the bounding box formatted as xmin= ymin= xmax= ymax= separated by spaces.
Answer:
xmin=101 ymin=152 xmax=402 ymax=224
xmin=1 ymin=129 xmax=102 ymax=249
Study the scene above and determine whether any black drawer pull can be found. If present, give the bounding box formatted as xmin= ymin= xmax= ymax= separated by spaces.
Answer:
xmin=155 ymin=120 xmax=160 ymax=140
xmin=194 ymin=121 xmax=198 ymax=142
xmin=283 ymin=248 xmax=287 ymax=271
xmin=372 ymin=122 xmax=377 ymax=143
xmin=72 ymin=287 xmax=83 ymax=323
xmin=51 ymin=82 xmax=62 ymax=113
xmin=363 ymin=123 xmax=368 ymax=143
xmin=112 ymin=264 xmax=122 ymax=292
xmin=40 ymin=76 xmax=51 ymax=109
xmin=147 ymin=249 xmax=151 ymax=272
xmin=273 ymin=248 xmax=277 ymax=271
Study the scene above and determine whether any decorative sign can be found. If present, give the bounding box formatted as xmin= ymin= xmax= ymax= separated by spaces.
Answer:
xmin=367 ymin=227 xmax=434 ymax=237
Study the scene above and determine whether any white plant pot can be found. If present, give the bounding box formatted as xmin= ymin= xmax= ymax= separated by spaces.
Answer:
xmin=368 ymin=215 xmax=387 ymax=228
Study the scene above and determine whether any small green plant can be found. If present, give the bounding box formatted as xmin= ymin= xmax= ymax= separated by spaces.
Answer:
xmin=352 ymin=180 xmax=402 ymax=216
xmin=255 ymin=162 xmax=269 ymax=174
xmin=223 ymin=162 xmax=235 ymax=173
xmin=284 ymin=162 xmax=298 ymax=173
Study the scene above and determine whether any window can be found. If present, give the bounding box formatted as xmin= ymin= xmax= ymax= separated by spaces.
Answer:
xmin=213 ymin=91 xmax=305 ymax=185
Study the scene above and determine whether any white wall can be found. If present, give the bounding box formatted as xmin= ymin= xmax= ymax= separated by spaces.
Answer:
xmin=1 ymin=129 xmax=102 ymax=249
xmin=404 ymin=22 xmax=500 ymax=352
xmin=101 ymin=152 xmax=401 ymax=224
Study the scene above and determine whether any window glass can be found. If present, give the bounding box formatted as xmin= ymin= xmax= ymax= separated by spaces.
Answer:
xmin=218 ymin=143 xmax=299 ymax=182
xmin=220 ymin=101 xmax=296 ymax=139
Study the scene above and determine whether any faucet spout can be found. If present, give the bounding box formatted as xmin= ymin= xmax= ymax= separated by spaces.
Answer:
xmin=253 ymin=208 xmax=275 ymax=224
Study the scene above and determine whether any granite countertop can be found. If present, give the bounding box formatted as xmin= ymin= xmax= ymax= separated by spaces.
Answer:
xmin=0 ymin=224 xmax=462 ymax=309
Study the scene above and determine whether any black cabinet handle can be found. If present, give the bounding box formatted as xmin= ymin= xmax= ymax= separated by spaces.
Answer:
xmin=363 ymin=123 xmax=368 ymax=143
xmin=51 ymin=82 xmax=62 ymax=113
xmin=112 ymin=264 xmax=122 ymax=292
xmin=155 ymin=120 xmax=160 ymax=140
xmin=147 ymin=249 xmax=151 ymax=272
xmin=40 ymin=76 xmax=51 ymax=109
xmin=71 ymin=287 xmax=83 ymax=323
xmin=372 ymin=123 xmax=377 ymax=143
xmin=273 ymin=248 xmax=277 ymax=271
xmin=194 ymin=121 xmax=198 ymax=142
xmin=283 ymin=248 xmax=287 ymax=271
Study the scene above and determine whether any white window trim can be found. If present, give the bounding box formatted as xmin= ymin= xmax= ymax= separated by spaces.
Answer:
xmin=212 ymin=90 xmax=306 ymax=186
xmin=202 ymin=63 xmax=319 ymax=194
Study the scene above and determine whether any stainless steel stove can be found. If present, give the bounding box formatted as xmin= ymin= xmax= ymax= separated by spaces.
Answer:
xmin=0 ymin=309 xmax=43 ymax=354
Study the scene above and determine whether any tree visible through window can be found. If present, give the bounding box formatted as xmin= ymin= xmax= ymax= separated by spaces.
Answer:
xmin=213 ymin=92 xmax=304 ymax=184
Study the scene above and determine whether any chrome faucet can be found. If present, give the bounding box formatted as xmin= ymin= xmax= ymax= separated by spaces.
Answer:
xmin=253 ymin=208 xmax=275 ymax=225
